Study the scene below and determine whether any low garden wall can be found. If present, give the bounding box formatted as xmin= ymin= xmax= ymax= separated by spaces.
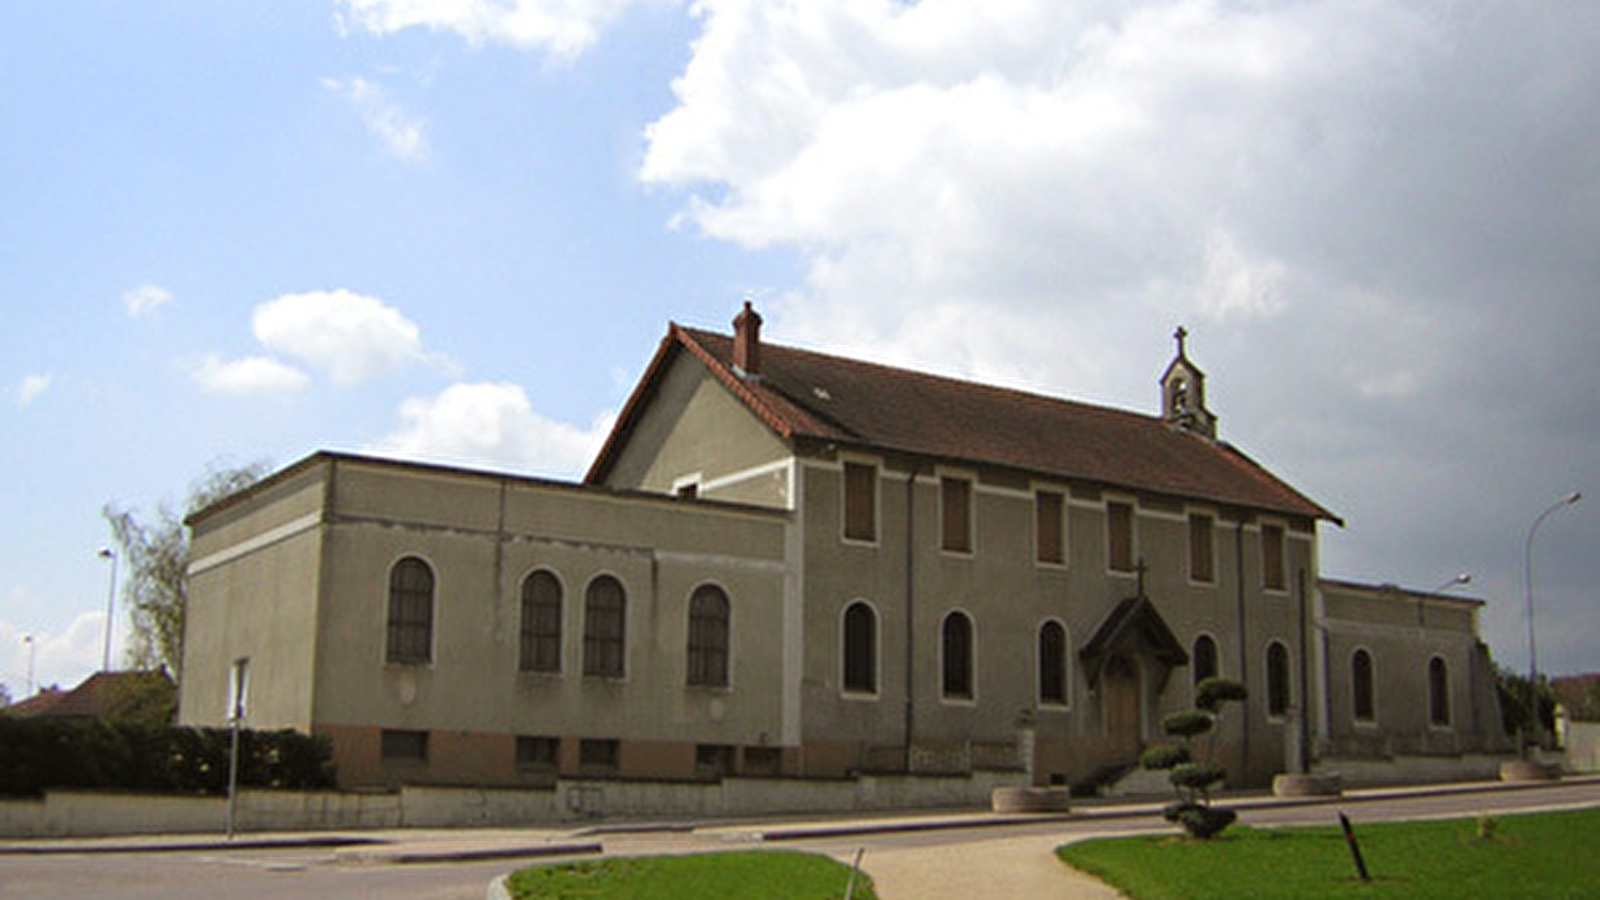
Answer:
xmin=0 ymin=770 xmax=1024 ymax=838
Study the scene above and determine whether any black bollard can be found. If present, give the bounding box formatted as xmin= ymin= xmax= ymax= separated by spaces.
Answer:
xmin=1338 ymin=812 xmax=1371 ymax=882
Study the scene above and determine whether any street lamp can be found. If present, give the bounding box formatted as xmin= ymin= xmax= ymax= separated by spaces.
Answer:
xmin=1524 ymin=491 xmax=1582 ymax=751
xmin=22 ymin=634 xmax=35 ymax=697
xmin=1432 ymin=573 xmax=1472 ymax=594
xmin=99 ymin=548 xmax=118 ymax=672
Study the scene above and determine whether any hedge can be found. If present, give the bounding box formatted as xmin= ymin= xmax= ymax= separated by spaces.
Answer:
xmin=0 ymin=717 xmax=335 ymax=796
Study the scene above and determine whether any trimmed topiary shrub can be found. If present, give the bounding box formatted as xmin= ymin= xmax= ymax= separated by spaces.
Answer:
xmin=1142 ymin=677 xmax=1247 ymax=840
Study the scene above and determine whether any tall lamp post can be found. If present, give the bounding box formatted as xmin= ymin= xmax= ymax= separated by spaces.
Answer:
xmin=1433 ymin=573 xmax=1472 ymax=594
xmin=99 ymin=548 xmax=118 ymax=672
xmin=1524 ymin=491 xmax=1582 ymax=751
xmin=22 ymin=634 xmax=35 ymax=697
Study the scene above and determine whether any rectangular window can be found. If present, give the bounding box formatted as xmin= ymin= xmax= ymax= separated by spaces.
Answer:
xmin=516 ymin=736 xmax=560 ymax=770
xmin=842 ymin=462 xmax=877 ymax=542
xmin=941 ymin=476 xmax=973 ymax=553
xmin=742 ymin=746 xmax=782 ymax=776
xmin=1261 ymin=523 xmax=1286 ymax=591
xmin=1106 ymin=501 xmax=1134 ymax=572
xmin=1188 ymin=513 xmax=1215 ymax=583
xmin=695 ymin=744 xmax=735 ymax=777
xmin=1035 ymin=489 xmax=1065 ymax=565
xmin=380 ymin=729 xmax=429 ymax=764
xmin=578 ymin=738 xmax=620 ymax=773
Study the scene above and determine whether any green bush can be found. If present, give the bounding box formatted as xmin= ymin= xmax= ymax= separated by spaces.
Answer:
xmin=1141 ymin=677 xmax=1247 ymax=840
xmin=0 ymin=717 xmax=335 ymax=796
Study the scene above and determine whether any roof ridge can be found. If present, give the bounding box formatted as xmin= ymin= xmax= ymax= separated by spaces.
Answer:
xmin=676 ymin=325 xmax=1164 ymax=427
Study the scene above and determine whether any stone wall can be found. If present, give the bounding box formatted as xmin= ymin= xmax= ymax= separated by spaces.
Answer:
xmin=0 ymin=770 xmax=1024 ymax=838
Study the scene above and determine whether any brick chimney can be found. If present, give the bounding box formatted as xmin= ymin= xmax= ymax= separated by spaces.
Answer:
xmin=732 ymin=301 xmax=762 ymax=377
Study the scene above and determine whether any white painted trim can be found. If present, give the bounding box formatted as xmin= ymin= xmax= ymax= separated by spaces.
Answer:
xmin=700 ymin=458 xmax=795 ymax=498
xmin=188 ymin=511 xmax=322 ymax=575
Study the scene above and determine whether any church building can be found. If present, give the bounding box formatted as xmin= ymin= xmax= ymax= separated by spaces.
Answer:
xmin=179 ymin=305 xmax=1508 ymax=793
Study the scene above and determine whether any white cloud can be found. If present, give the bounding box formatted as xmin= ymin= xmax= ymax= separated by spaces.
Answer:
xmin=252 ymin=289 xmax=434 ymax=385
xmin=336 ymin=0 xmax=652 ymax=59
xmin=373 ymin=381 xmax=613 ymax=478
xmin=637 ymin=0 xmax=1600 ymax=674
xmin=191 ymin=354 xmax=311 ymax=397
xmin=14 ymin=373 xmax=51 ymax=408
xmin=122 ymin=284 xmax=174 ymax=318
xmin=323 ymin=77 xmax=429 ymax=161
xmin=0 ymin=609 xmax=108 ymax=698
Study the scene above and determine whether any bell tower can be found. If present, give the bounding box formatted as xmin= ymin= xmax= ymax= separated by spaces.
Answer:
xmin=1160 ymin=326 xmax=1217 ymax=439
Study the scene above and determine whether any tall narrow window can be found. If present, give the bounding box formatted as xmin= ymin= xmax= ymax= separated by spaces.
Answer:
xmin=520 ymin=570 xmax=563 ymax=673
xmin=941 ymin=611 xmax=974 ymax=700
xmin=386 ymin=557 xmax=434 ymax=665
xmin=1038 ymin=621 xmax=1067 ymax=705
xmin=941 ymin=476 xmax=973 ymax=553
xmin=1428 ymin=657 xmax=1451 ymax=727
xmin=842 ymin=602 xmax=877 ymax=694
xmin=687 ymin=584 xmax=731 ymax=687
xmin=1192 ymin=634 xmax=1219 ymax=688
xmin=1188 ymin=513 xmax=1215 ymax=583
xmin=1266 ymin=641 xmax=1290 ymax=718
xmin=1261 ymin=523 xmax=1286 ymax=591
xmin=1035 ymin=490 xmax=1065 ymax=565
xmin=843 ymin=462 xmax=877 ymax=542
xmin=583 ymin=575 xmax=626 ymax=678
xmin=1107 ymin=501 xmax=1134 ymax=572
xmin=1352 ymin=649 xmax=1375 ymax=723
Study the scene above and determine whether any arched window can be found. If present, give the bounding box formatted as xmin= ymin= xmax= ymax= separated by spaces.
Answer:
xmin=386 ymin=557 xmax=434 ymax=665
xmin=687 ymin=585 xmax=731 ymax=687
xmin=1428 ymin=656 xmax=1451 ymax=727
xmin=1351 ymin=649 xmax=1375 ymax=722
xmin=1038 ymin=621 xmax=1067 ymax=705
xmin=1266 ymin=641 xmax=1290 ymax=718
xmin=583 ymin=575 xmax=626 ymax=677
xmin=842 ymin=602 xmax=877 ymax=694
xmin=942 ymin=611 xmax=974 ymax=700
xmin=1192 ymin=634 xmax=1219 ymax=688
xmin=519 ymin=570 xmax=562 ymax=673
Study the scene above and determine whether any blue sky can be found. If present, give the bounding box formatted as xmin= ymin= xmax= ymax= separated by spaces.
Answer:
xmin=4 ymin=0 xmax=1597 ymax=698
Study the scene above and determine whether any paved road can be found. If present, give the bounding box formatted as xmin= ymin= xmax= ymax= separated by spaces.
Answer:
xmin=2 ymin=779 xmax=1595 ymax=900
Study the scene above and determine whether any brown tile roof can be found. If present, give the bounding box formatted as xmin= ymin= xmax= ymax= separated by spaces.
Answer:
xmin=3 ymin=671 xmax=175 ymax=721
xmin=590 ymin=322 xmax=1339 ymax=523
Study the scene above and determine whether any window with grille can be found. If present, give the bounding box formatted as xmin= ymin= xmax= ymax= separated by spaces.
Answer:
xmin=520 ymin=570 xmax=562 ymax=673
xmin=687 ymin=585 xmax=730 ymax=687
xmin=386 ymin=557 xmax=434 ymax=665
xmin=583 ymin=575 xmax=626 ymax=677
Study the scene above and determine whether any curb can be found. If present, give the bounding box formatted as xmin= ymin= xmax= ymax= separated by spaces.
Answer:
xmin=0 ymin=835 xmax=383 ymax=856
xmin=353 ymin=841 xmax=604 ymax=865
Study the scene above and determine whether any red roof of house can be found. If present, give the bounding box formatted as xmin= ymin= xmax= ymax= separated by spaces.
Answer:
xmin=589 ymin=321 xmax=1339 ymax=523
xmin=2 ymin=671 xmax=174 ymax=721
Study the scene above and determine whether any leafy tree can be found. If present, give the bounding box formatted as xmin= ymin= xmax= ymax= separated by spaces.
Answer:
xmin=103 ymin=460 xmax=269 ymax=679
xmin=1495 ymin=666 xmax=1557 ymax=741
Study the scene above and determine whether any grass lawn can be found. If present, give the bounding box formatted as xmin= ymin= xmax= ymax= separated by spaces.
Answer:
xmin=505 ymin=849 xmax=878 ymax=900
xmin=1057 ymin=806 xmax=1600 ymax=900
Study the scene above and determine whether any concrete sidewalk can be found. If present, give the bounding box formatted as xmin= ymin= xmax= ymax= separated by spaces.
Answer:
xmin=2 ymin=775 xmax=1593 ymax=883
